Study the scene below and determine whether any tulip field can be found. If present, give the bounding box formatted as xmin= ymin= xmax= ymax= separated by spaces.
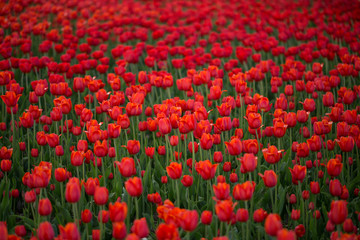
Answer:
xmin=1 ymin=0 xmax=360 ymax=239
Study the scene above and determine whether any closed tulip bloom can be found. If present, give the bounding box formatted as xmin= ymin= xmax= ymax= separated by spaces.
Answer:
xmin=265 ymin=214 xmax=283 ymax=236
xmin=329 ymin=179 xmax=342 ymax=197
xmin=65 ymin=177 xmax=81 ymax=203
xmin=337 ymin=136 xmax=354 ymax=152
xmin=166 ymin=162 xmax=182 ymax=180
xmin=201 ymin=210 xmax=213 ymax=225
xmin=126 ymin=140 xmax=140 ymax=155
xmin=322 ymin=92 xmax=334 ymax=107
xmin=273 ymin=119 xmax=287 ymax=138
xmin=277 ymin=229 xmax=297 ymax=240
xmin=246 ymin=112 xmax=262 ymax=129
xmin=38 ymin=198 xmax=52 ymax=216
xmin=158 ymin=118 xmax=172 ymax=135
xmin=310 ymin=181 xmax=320 ymax=194
xmin=291 ymin=209 xmax=300 ymax=220
xmin=239 ymin=153 xmax=257 ymax=173
xmin=233 ymin=181 xmax=256 ymax=201
xmin=215 ymin=199 xmax=234 ymax=222
xmin=195 ymin=160 xmax=218 ymax=180
xmin=19 ymin=111 xmax=34 ymax=128
xmin=125 ymin=177 xmax=143 ymax=197
xmin=289 ymin=165 xmax=306 ymax=185
xmin=145 ymin=147 xmax=155 ymax=159
xmin=155 ymin=223 xmax=180 ymax=240
xmin=94 ymin=187 xmax=109 ymax=205
xmin=70 ymin=151 xmax=83 ymax=167
xmin=179 ymin=114 xmax=196 ymax=134
xmin=169 ymin=135 xmax=179 ymax=146
xmin=81 ymin=209 xmax=92 ymax=223
xmin=329 ymin=200 xmax=348 ymax=225
xmin=213 ymin=151 xmax=223 ymax=163
xmin=213 ymin=182 xmax=230 ymax=200
xmin=236 ymin=208 xmax=249 ymax=222
xmin=94 ymin=140 xmax=108 ymax=157
xmin=119 ymin=157 xmax=136 ymax=178
xmin=253 ymin=208 xmax=268 ymax=223
xmin=59 ymin=223 xmax=80 ymax=240
xmin=301 ymin=98 xmax=315 ymax=112
xmin=112 ymin=223 xmax=127 ymax=240
xmin=84 ymin=178 xmax=100 ymax=196
xmin=131 ymin=217 xmax=149 ymax=238
xmin=0 ymin=159 xmax=11 ymax=172
xmin=108 ymin=123 xmax=121 ymax=138
xmin=25 ymin=190 xmax=36 ymax=203
xmin=225 ymin=137 xmax=242 ymax=156
xmin=296 ymin=110 xmax=309 ymax=123
xmin=327 ymin=158 xmax=343 ymax=177
xmin=258 ymin=170 xmax=277 ymax=188
xmin=109 ymin=201 xmax=128 ymax=222
xmin=181 ymin=175 xmax=193 ymax=187
xmin=37 ymin=221 xmax=54 ymax=240
xmin=200 ymin=133 xmax=213 ymax=150
xmin=180 ymin=210 xmax=198 ymax=232
xmin=284 ymin=112 xmax=297 ymax=128
xmin=98 ymin=210 xmax=109 ymax=223
xmin=14 ymin=225 xmax=26 ymax=237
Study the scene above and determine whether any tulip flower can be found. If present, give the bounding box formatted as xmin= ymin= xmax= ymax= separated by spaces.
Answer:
xmin=328 ymin=200 xmax=348 ymax=225
xmin=258 ymin=170 xmax=277 ymax=188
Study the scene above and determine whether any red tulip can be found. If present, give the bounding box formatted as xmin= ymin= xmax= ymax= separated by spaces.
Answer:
xmin=0 ymin=159 xmax=11 ymax=172
xmin=327 ymin=158 xmax=343 ymax=177
xmin=37 ymin=221 xmax=54 ymax=240
xmin=156 ymin=223 xmax=179 ymax=240
xmin=265 ymin=214 xmax=283 ymax=236
xmin=159 ymin=117 xmax=172 ymax=135
xmin=118 ymin=157 xmax=136 ymax=178
xmin=112 ymin=222 xmax=127 ymax=240
xmin=125 ymin=177 xmax=143 ymax=197
xmin=213 ymin=182 xmax=230 ymax=200
xmin=180 ymin=210 xmax=198 ymax=232
xmin=65 ymin=177 xmax=81 ymax=203
xmin=329 ymin=200 xmax=348 ymax=225
xmin=277 ymin=229 xmax=296 ymax=240
xmin=310 ymin=181 xmax=320 ymax=194
xmin=201 ymin=210 xmax=213 ymax=225
xmin=38 ymin=198 xmax=52 ymax=216
xmin=246 ymin=112 xmax=262 ymax=129
xmin=258 ymin=170 xmax=277 ymax=188
xmin=225 ymin=137 xmax=242 ymax=156
xmin=109 ymin=201 xmax=128 ymax=222
xmin=94 ymin=187 xmax=109 ymax=205
xmin=131 ymin=217 xmax=149 ymax=238
xmin=239 ymin=153 xmax=257 ymax=173
xmin=215 ymin=199 xmax=235 ymax=222
xmin=195 ymin=160 xmax=218 ymax=180
xmin=125 ymin=140 xmax=140 ymax=155
xmin=264 ymin=147 xmax=282 ymax=165
xmin=59 ymin=223 xmax=80 ymax=240
xmin=166 ymin=162 xmax=182 ymax=180
xmin=200 ymin=133 xmax=213 ymax=150
xmin=81 ymin=209 xmax=92 ymax=224
xmin=236 ymin=208 xmax=249 ymax=222
xmin=289 ymin=165 xmax=306 ymax=185
xmin=233 ymin=181 xmax=256 ymax=201
xmin=1 ymin=91 xmax=21 ymax=107
xmin=253 ymin=208 xmax=268 ymax=223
